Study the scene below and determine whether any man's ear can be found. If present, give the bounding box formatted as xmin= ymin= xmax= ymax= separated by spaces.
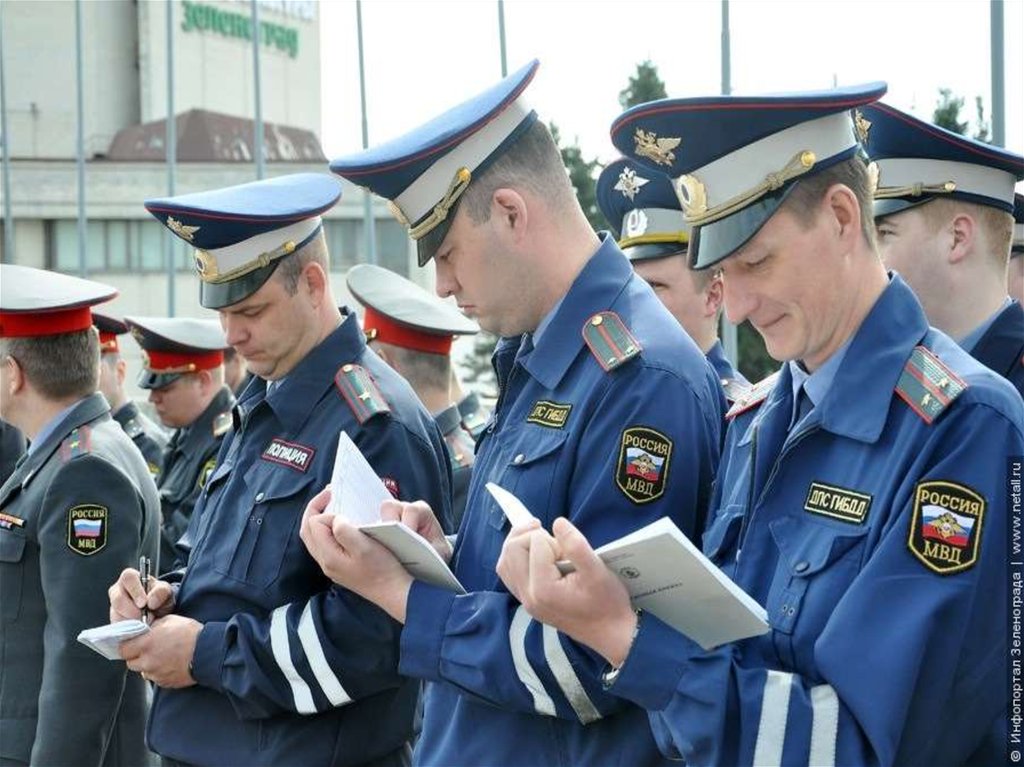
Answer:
xmin=824 ymin=183 xmax=862 ymax=249
xmin=115 ymin=358 xmax=127 ymax=387
xmin=948 ymin=213 xmax=975 ymax=265
xmin=302 ymin=260 xmax=329 ymax=306
xmin=4 ymin=355 xmax=25 ymax=397
xmin=492 ymin=188 xmax=529 ymax=243
xmin=704 ymin=271 xmax=725 ymax=319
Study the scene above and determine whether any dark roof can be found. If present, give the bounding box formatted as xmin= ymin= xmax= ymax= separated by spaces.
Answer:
xmin=106 ymin=109 xmax=325 ymax=162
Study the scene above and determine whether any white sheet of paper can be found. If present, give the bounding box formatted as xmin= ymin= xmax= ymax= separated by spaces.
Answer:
xmin=77 ymin=619 xmax=150 ymax=660
xmin=485 ymin=482 xmax=536 ymax=527
xmin=360 ymin=521 xmax=466 ymax=594
xmin=329 ymin=431 xmax=392 ymax=525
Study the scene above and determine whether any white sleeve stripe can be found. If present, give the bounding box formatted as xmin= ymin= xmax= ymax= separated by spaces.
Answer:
xmin=297 ymin=602 xmax=352 ymax=708
xmin=270 ymin=605 xmax=316 ymax=715
xmin=541 ymin=624 xmax=602 ymax=725
xmin=809 ymin=684 xmax=839 ymax=767
xmin=509 ymin=605 xmax=556 ymax=716
xmin=752 ymin=669 xmax=792 ymax=767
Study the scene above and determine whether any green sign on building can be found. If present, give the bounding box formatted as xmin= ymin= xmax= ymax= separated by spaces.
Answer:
xmin=181 ymin=1 xmax=300 ymax=58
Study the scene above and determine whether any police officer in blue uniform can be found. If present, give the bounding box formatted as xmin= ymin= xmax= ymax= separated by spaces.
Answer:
xmin=597 ymin=158 xmax=749 ymax=402
xmin=108 ymin=173 xmax=453 ymax=767
xmin=865 ymin=102 xmax=1024 ymax=396
xmin=126 ymin=316 xmax=235 ymax=570
xmin=346 ymin=263 xmax=480 ymax=528
xmin=93 ymin=311 xmax=169 ymax=476
xmin=312 ymin=60 xmax=724 ymax=767
xmin=0 ymin=265 xmax=160 ymax=767
xmin=498 ymin=84 xmax=1024 ymax=766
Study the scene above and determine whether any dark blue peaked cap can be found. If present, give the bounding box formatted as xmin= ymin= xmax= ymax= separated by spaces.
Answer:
xmin=862 ymin=102 xmax=1024 ymax=219
xmin=610 ymin=82 xmax=887 ymax=269
xmin=329 ymin=60 xmax=540 ymax=267
xmin=596 ymin=158 xmax=690 ymax=262
xmin=145 ymin=173 xmax=342 ymax=309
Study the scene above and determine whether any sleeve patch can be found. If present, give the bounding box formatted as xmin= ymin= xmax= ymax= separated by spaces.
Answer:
xmin=907 ymin=480 xmax=985 ymax=575
xmin=334 ymin=364 xmax=391 ymax=424
xmin=67 ymin=504 xmax=108 ymax=556
xmin=582 ymin=312 xmax=642 ymax=372
xmin=615 ymin=426 xmax=673 ymax=504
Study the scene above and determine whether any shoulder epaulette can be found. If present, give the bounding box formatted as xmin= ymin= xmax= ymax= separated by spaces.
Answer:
xmin=721 ymin=378 xmax=751 ymax=405
xmin=726 ymin=371 xmax=780 ymax=420
xmin=582 ymin=312 xmax=642 ymax=372
xmin=896 ymin=345 xmax=968 ymax=424
xmin=334 ymin=363 xmax=391 ymax=424
xmin=59 ymin=426 xmax=92 ymax=462
xmin=212 ymin=411 xmax=233 ymax=438
xmin=445 ymin=428 xmax=476 ymax=468
xmin=123 ymin=417 xmax=144 ymax=439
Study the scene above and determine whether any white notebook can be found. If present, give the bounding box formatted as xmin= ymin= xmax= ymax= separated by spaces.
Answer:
xmin=486 ymin=482 xmax=768 ymax=650
xmin=329 ymin=432 xmax=465 ymax=594
xmin=77 ymin=619 xmax=150 ymax=660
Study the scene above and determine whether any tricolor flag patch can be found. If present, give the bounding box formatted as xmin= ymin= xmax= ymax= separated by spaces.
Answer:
xmin=67 ymin=504 xmax=108 ymax=556
xmin=615 ymin=426 xmax=673 ymax=504
xmin=908 ymin=480 xmax=985 ymax=575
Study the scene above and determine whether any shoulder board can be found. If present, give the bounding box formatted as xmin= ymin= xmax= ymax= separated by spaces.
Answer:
xmin=212 ymin=411 xmax=233 ymax=438
xmin=895 ymin=345 xmax=968 ymax=424
xmin=726 ymin=371 xmax=780 ymax=420
xmin=334 ymin=364 xmax=391 ymax=424
xmin=721 ymin=378 xmax=751 ymax=405
xmin=123 ymin=417 xmax=144 ymax=439
xmin=445 ymin=428 xmax=476 ymax=469
xmin=59 ymin=426 xmax=93 ymax=462
xmin=582 ymin=312 xmax=642 ymax=372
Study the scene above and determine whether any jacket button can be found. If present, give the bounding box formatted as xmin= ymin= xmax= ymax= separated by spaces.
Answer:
xmin=255 ymin=492 xmax=265 ymax=502
xmin=513 ymin=453 xmax=525 ymax=465
xmin=794 ymin=561 xmax=810 ymax=574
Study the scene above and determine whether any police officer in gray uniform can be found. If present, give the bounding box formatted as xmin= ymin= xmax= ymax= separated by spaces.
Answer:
xmin=94 ymin=311 xmax=169 ymax=477
xmin=0 ymin=265 xmax=160 ymax=767
xmin=126 ymin=316 xmax=234 ymax=570
xmin=346 ymin=263 xmax=480 ymax=528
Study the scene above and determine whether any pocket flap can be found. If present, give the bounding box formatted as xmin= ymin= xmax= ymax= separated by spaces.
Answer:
xmin=505 ymin=427 xmax=568 ymax=468
xmin=0 ymin=531 xmax=27 ymax=563
xmin=769 ymin=515 xmax=867 ymax=577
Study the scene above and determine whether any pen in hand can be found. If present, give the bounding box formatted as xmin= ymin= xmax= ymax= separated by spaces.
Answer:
xmin=139 ymin=555 xmax=151 ymax=624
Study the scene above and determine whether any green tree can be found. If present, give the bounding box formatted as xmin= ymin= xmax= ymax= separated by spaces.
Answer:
xmin=736 ymin=323 xmax=778 ymax=382
xmin=619 ymin=60 xmax=668 ymax=109
xmin=933 ymin=88 xmax=989 ymax=142
xmin=548 ymin=122 xmax=602 ymax=231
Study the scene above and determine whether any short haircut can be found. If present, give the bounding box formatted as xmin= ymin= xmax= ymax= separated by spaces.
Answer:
xmin=1 ymin=328 xmax=99 ymax=400
xmin=782 ymin=155 xmax=877 ymax=248
xmin=918 ymin=197 xmax=1014 ymax=268
xmin=418 ymin=120 xmax=575 ymax=257
xmin=381 ymin=343 xmax=451 ymax=394
xmin=275 ymin=229 xmax=329 ymax=295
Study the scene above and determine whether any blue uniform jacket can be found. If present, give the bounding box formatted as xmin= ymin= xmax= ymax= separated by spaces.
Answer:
xmin=147 ymin=312 xmax=454 ymax=767
xmin=971 ymin=299 xmax=1024 ymax=397
xmin=400 ymin=237 xmax=725 ymax=766
xmin=607 ymin=276 xmax=1024 ymax=766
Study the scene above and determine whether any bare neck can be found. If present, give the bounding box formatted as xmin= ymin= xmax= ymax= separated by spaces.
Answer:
xmin=921 ymin=262 xmax=1007 ymax=340
xmin=13 ymin=391 xmax=86 ymax=443
xmin=526 ymin=211 xmax=601 ymax=332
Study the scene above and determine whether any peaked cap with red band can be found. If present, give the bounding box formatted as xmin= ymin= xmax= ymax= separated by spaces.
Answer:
xmin=125 ymin=315 xmax=229 ymax=390
xmin=346 ymin=263 xmax=478 ymax=355
xmin=0 ymin=264 xmax=117 ymax=338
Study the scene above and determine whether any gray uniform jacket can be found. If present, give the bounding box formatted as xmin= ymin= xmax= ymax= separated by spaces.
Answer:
xmin=0 ymin=393 xmax=160 ymax=766
xmin=112 ymin=401 xmax=168 ymax=480
xmin=157 ymin=386 xmax=234 ymax=570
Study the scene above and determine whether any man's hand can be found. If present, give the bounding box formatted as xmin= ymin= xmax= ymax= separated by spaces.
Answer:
xmin=381 ymin=499 xmax=453 ymax=562
xmin=119 ymin=614 xmax=202 ymax=688
xmin=497 ymin=517 xmax=637 ymax=667
xmin=108 ymin=567 xmax=175 ymax=624
xmin=300 ymin=487 xmax=414 ymax=623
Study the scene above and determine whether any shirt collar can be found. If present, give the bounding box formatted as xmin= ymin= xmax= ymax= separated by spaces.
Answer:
xmin=29 ymin=400 xmax=84 ymax=456
xmin=958 ymin=296 xmax=1014 ymax=353
xmin=521 ymin=234 xmax=634 ymax=390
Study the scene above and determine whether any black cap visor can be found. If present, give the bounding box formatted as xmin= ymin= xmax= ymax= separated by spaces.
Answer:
xmin=137 ymin=370 xmax=183 ymax=390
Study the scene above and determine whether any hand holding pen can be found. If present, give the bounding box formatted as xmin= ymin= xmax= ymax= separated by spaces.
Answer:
xmin=139 ymin=555 xmax=151 ymax=624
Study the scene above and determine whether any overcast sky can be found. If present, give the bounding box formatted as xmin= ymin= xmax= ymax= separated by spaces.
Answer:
xmin=319 ymin=0 xmax=1023 ymax=192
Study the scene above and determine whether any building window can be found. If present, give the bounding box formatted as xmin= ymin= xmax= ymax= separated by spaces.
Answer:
xmin=323 ymin=218 xmax=410 ymax=276
xmin=51 ymin=219 xmax=192 ymax=273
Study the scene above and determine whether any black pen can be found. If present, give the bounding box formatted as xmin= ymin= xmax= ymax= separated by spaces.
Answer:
xmin=139 ymin=555 xmax=151 ymax=624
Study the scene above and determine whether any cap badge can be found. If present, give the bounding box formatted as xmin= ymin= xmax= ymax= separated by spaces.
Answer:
xmin=166 ymin=216 xmax=200 ymax=242
xmin=624 ymin=209 xmax=649 ymax=238
xmin=854 ymin=109 xmax=872 ymax=144
xmin=675 ymin=175 xmax=708 ymax=219
xmin=194 ymin=250 xmax=218 ymax=279
xmin=634 ymin=129 xmax=680 ymax=168
xmin=614 ymin=167 xmax=650 ymax=201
